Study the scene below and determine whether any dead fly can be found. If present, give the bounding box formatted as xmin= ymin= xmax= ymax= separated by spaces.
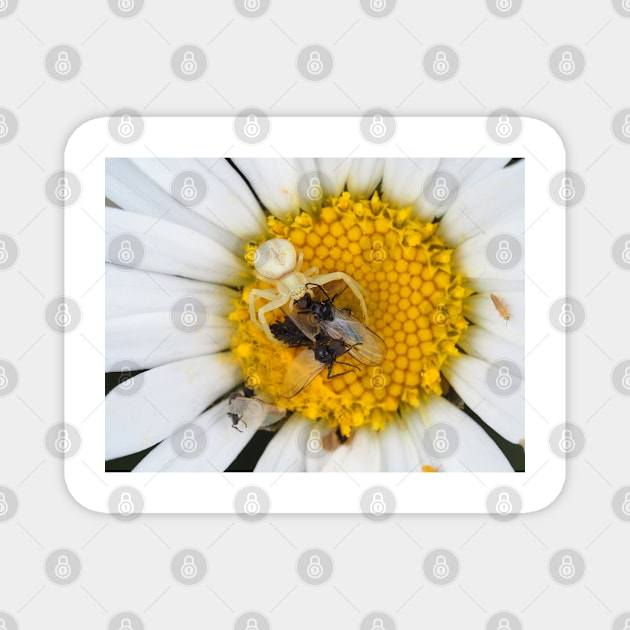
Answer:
xmin=274 ymin=327 xmax=362 ymax=398
xmin=286 ymin=283 xmax=386 ymax=367
xmin=490 ymin=293 xmax=511 ymax=324
xmin=227 ymin=386 xmax=286 ymax=432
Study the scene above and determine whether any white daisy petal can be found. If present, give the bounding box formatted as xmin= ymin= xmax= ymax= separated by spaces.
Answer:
xmin=464 ymin=292 xmax=524 ymax=346
xmin=106 ymin=313 xmax=233 ymax=371
xmin=438 ymin=157 xmax=512 ymax=190
xmin=316 ymin=158 xmax=353 ymax=197
xmin=442 ymin=355 xmax=524 ymax=443
xmin=379 ymin=419 xmax=422 ymax=472
xmin=128 ymin=157 xmax=264 ymax=245
xmin=106 ymin=158 xmax=233 ymax=244
xmin=106 ymin=207 xmax=249 ymax=285
xmin=458 ymin=326 xmax=523 ymax=373
xmin=105 ymin=264 xmax=238 ymax=320
xmin=400 ymin=410 xmax=436 ymax=470
xmin=231 ymin=158 xmax=317 ymax=219
xmin=106 ymin=353 xmax=241 ymax=460
xmin=303 ymin=424 xmax=337 ymax=472
xmin=132 ymin=399 xmax=261 ymax=472
xmin=438 ymin=161 xmax=524 ymax=246
xmin=321 ymin=428 xmax=381 ymax=472
xmin=254 ymin=415 xmax=309 ymax=472
xmin=346 ymin=158 xmax=384 ymax=197
xmin=381 ymin=158 xmax=440 ymax=208
xmin=416 ymin=395 xmax=513 ymax=472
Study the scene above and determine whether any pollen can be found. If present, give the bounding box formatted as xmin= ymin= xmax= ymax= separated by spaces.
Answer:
xmin=231 ymin=191 xmax=472 ymax=437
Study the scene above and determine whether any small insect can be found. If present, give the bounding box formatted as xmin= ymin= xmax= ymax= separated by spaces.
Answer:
xmin=227 ymin=386 xmax=286 ymax=432
xmin=248 ymin=238 xmax=369 ymax=345
xmin=280 ymin=332 xmax=362 ymax=398
xmin=490 ymin=293 xmax=511 ymax=323
xmin=287 ymin=283 xmax=386 ymax=367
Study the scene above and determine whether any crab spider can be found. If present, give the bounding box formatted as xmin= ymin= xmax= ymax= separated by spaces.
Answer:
xmin=248 ymin=238 xmax=369 ymax=345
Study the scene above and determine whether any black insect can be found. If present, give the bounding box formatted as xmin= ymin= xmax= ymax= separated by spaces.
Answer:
xmin=287 ymin=283 xmax=386 ymax=367
xmin=279 ymin=330 xmax=362 ymax=398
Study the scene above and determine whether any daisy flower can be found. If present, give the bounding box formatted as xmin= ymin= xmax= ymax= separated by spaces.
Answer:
xmin=105 ymin=156 xmax=524 ymax=473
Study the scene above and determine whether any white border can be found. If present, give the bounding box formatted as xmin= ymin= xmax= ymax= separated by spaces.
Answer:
xmin=64 ymin=116 xmax=566 ymax=514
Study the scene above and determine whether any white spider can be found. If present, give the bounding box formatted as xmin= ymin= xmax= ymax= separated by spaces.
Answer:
xmin=248 ymin=238 xmax=368 ymax=344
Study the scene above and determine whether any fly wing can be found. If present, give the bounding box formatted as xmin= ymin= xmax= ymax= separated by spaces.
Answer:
xmin=322 ymin=308 xmax=386 ymax=366
xmin=285 ymin=311 xmax=319 ymax=342
xmin=227 ymin=396 xmax=265 ymax=422
xmin=260 ymin=403 xmax=288 ymax=429
xmin=280 ymin=347 xmax=324 ymax=398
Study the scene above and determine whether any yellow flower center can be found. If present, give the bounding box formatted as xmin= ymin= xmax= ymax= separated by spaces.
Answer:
xmin=230 ymin=191 xmax=472 ymax=437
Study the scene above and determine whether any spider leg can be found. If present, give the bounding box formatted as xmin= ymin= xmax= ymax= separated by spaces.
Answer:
xmin=257 ymin=297 xmax=290 ymax=344
xmin=312 ymin=272 xmax=369 ymax=324
xmin=248 ymin=288 xmax=278 ymax=329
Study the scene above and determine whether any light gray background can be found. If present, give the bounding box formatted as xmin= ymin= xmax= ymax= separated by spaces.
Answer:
xmin=1 ymin=1 xmax=629 ymax=628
